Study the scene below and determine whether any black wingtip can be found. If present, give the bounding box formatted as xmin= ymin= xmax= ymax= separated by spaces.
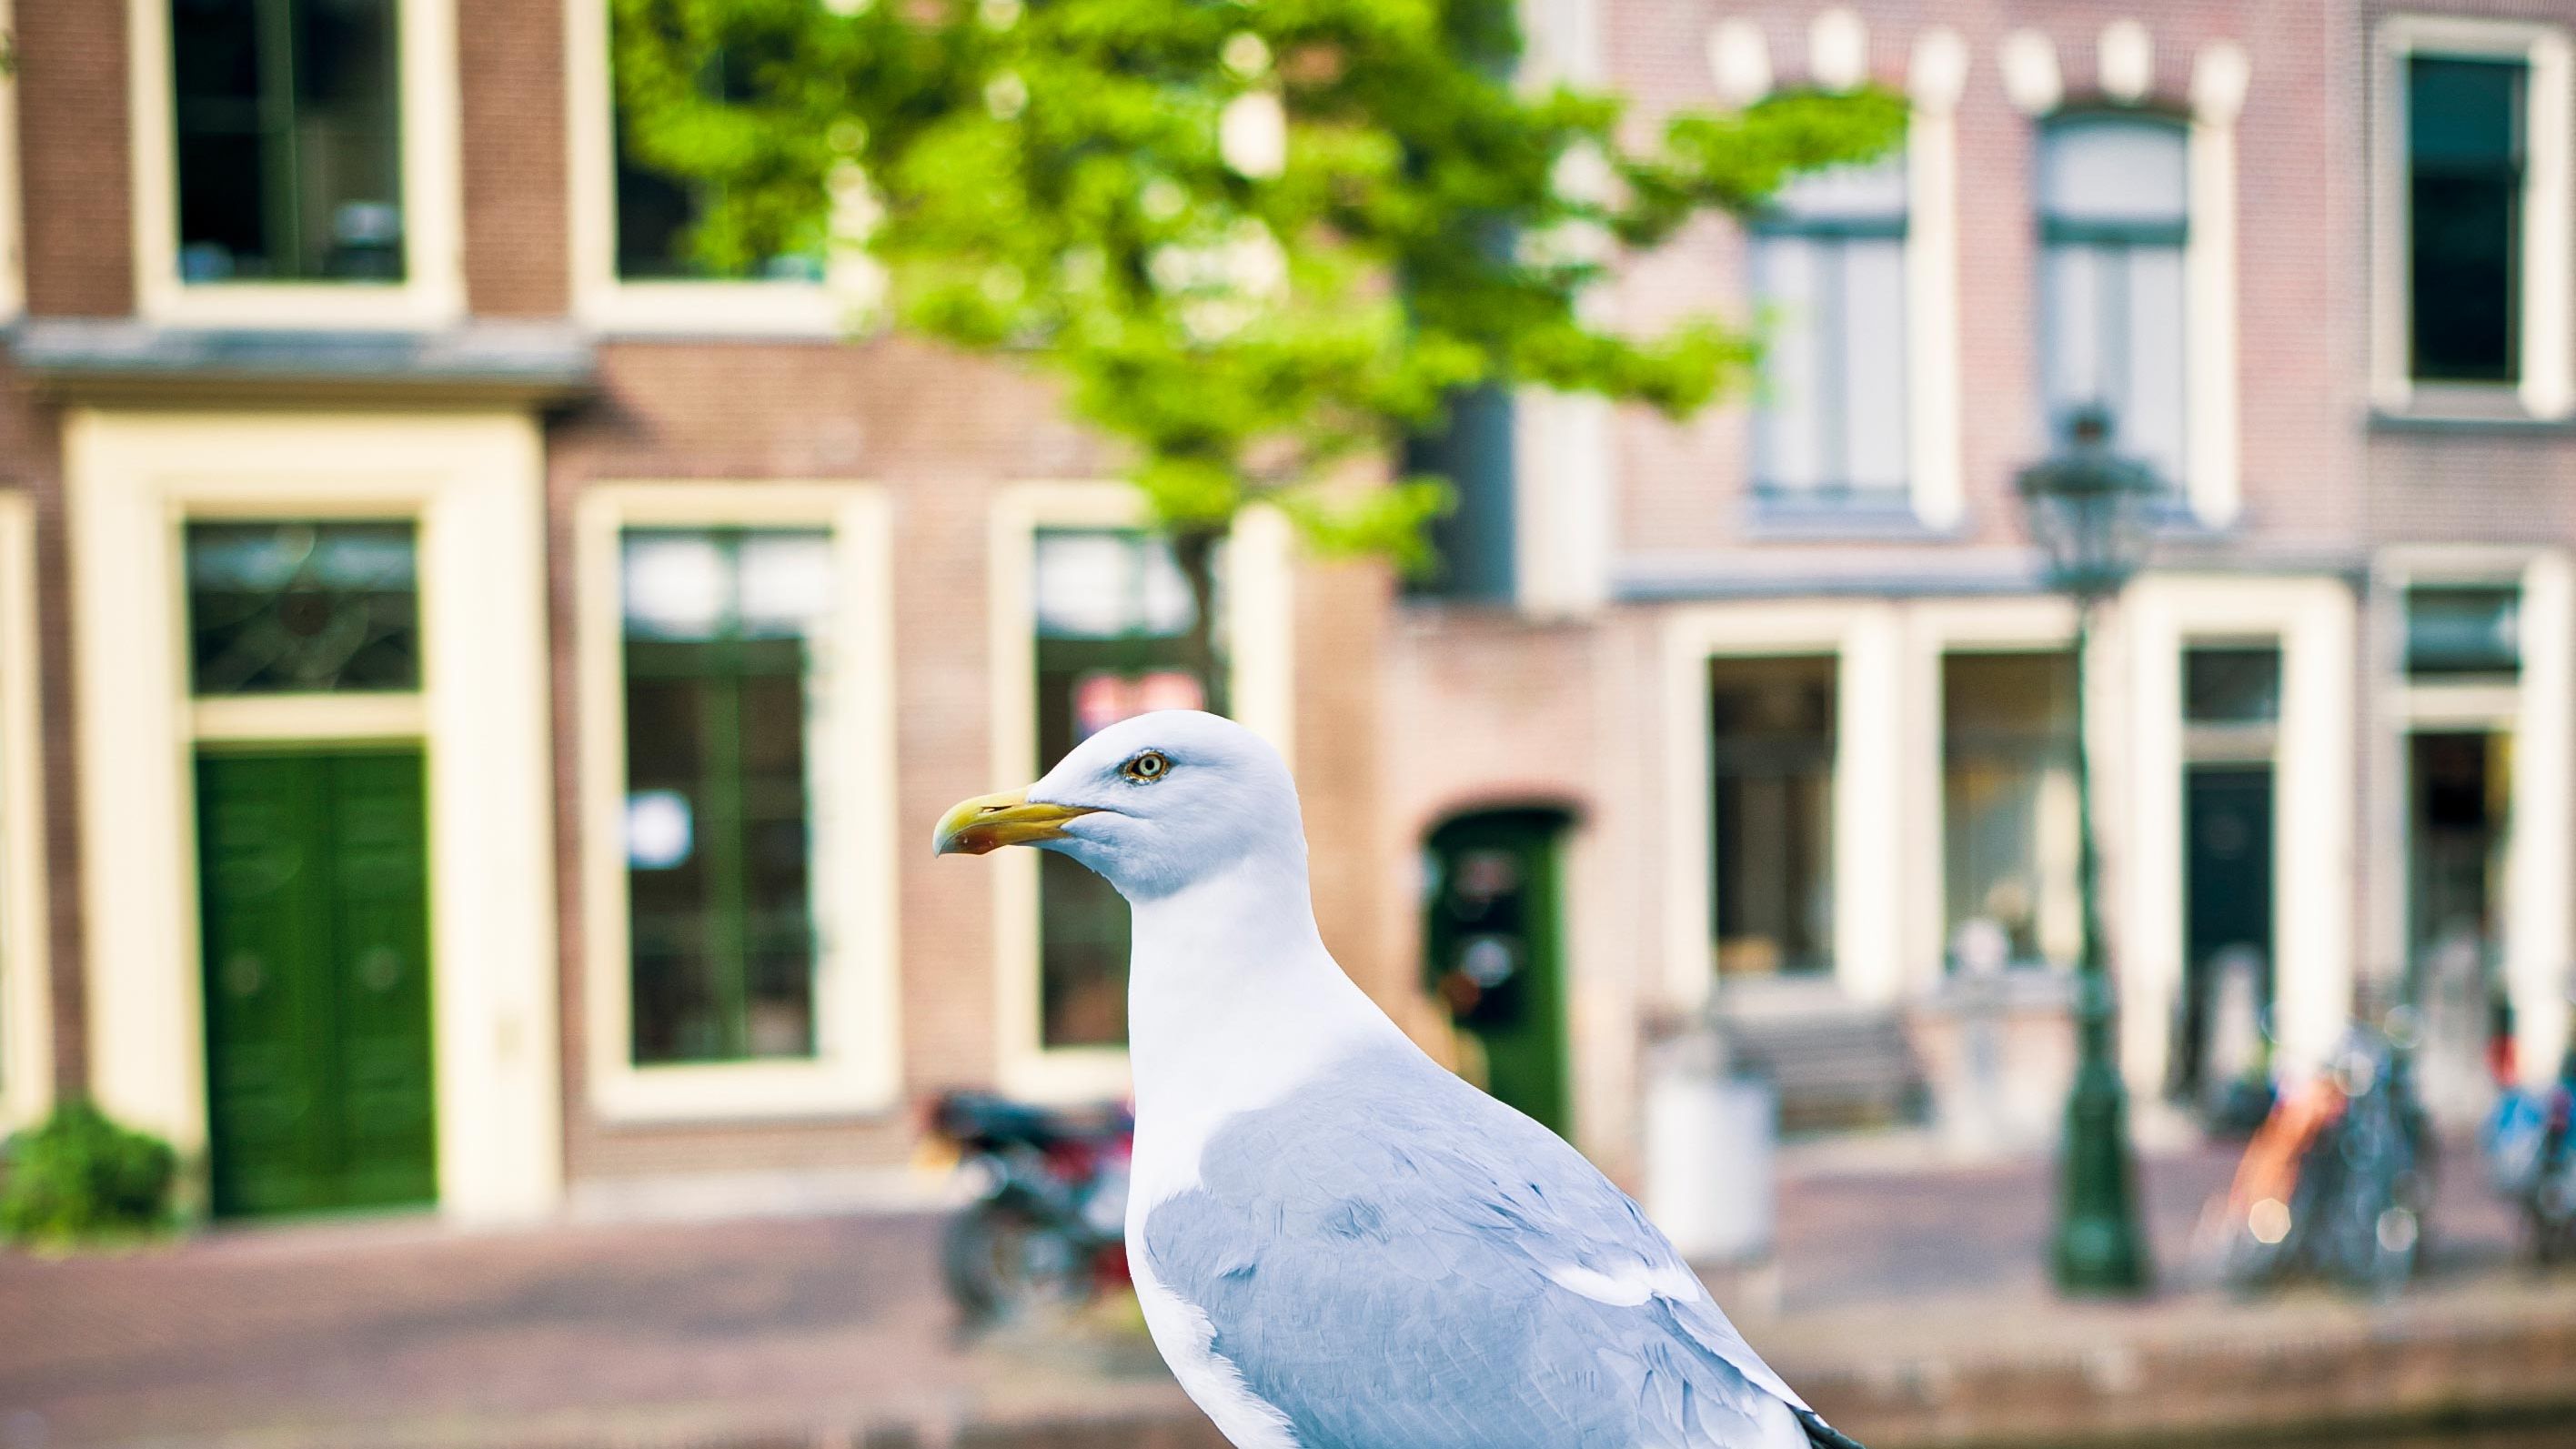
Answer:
xmin=1796 ymin=1408 xmax=1867 ymax=1449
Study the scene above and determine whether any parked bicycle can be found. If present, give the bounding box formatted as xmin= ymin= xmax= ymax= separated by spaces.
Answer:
xmin=2484 ymin=1045 xmax=2576 ymax=1264
xmin=923 ymin=1091 xmax=1132 ymax=1324
xmin=2197 ymin=1021 xmax=2436 ymax=1295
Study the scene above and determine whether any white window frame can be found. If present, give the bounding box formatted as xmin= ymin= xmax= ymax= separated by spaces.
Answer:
xmin=65 ymin=409 xmax=561 ymax=1222
xmin=2366 ymin=547 xmax=2574 ymax=1090
xmin=1897 ymin=598 xmax=2087 ymax=997
xmin=125 ymin=0 xmax=466 ymax=328
xmin=2122 ymin=576 xmax=2356 ymax=1090
xmin=987 ymin=483 xmax=1295 ymax=1102
xmin=2370 ymin=16 xmax=2576 ymax=418
xmin=1657 ymin=600 xmax=1906 ymax=1012
xmin=0 ymin=493 xmax=48 ymax=1132
xmin=576 ymin=482 xmax=901 ymax=1122
xmin=565 ymin=0 xmax=865 ymax=335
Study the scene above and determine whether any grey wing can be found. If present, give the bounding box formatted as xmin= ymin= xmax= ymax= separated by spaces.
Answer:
xmin=1144 ymin=1041 xmax=1847 ymax=1449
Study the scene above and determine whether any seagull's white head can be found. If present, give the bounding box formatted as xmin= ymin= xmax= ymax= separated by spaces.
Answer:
xmin=932 ymin=710 xmax=1304 ymax=901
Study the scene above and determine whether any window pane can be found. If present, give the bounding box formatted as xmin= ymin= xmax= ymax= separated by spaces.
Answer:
xmin=609 ymin=28 xmax=823 ymax=281
xmin=2409 ymin=58 xmax=2525 ymax=384
xmin=2123 ymin=244 xmax=2189 ymax=486
xmin=2038 ymin=117 xmax=2188 ymax=226
xmin=1751 ymin=235 xmax=1826 ymax=492
xmin=173 ymin=0 xmax=404 ymax=284
xmin=186 ymin=520 xmax=419 ymax=693
xmin=2406 ymin=585 xmax=2521 ymax=677
xmin=1942 ymin=652 xmax=2078 ymax=971
xmin=621 ymin=528 xmax=830 ymax=1065
xmin=1032 ymin=529 xmax=1226 ymax=1049
xmin=2184 ymin=646 xmax=2282 ymax=724
xmin=1710 ymin=657 xmax=1836 ymax=977
xmin=1772 ymin=152 xmax=1907 ymax=223
xmin=1839 ymin=236 xmax=1908 ymax=492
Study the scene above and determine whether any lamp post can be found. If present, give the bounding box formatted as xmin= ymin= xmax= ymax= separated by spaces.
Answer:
xmin=2016 ymin=404 xmax=2158 ymax=1294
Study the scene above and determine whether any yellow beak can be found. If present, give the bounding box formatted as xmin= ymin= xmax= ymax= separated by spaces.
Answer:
xmin=932 ymin=788 xmax=1098 ymax=857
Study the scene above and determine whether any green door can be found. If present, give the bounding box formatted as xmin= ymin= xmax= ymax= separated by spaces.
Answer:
xmin=1424 ymin=810 xmax=1572 ymax=1136
xmin=197 ymin=750 xmax=436 ymax=1217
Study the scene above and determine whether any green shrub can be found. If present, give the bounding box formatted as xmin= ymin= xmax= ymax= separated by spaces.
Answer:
xmin=0 ymin=1099 xmax=179 ymax=1248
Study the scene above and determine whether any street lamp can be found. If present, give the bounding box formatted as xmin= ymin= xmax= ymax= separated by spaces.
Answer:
xmin=2015 ymin=403 xmax=2159 ymax=1294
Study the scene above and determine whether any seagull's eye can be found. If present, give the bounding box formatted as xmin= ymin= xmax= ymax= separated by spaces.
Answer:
xmin=1121 ymin=750 xmax=1172 ymax=784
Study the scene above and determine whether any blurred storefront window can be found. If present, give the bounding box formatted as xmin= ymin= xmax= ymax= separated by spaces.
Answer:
xmin=1941 ymin=651 xmax=2079 ymax=971
xmin=1032 ymin=529 xmax=1224 ymax=1047
xmin=2037 ymin=116 xmax=2188 ymax=489
xmin=186 ymin=520 xmax=419 ymax=693
xmin=1710 ymin=656 xmax=1836 ymax=977
xmin=619 ymin=528 xmax=832 ymax=1064
xmin=172 ymin=0 xmax=405 ymax=283
xmin=2407 ymin=56 xmax=2526 ymax=384
xmin=1749 ymin=153 xmax=1909 ymax=506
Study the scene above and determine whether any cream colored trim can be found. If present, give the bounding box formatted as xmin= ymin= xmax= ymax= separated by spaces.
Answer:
xmin=1808 ymin=10 xmax=1867 ymax=93
xmin=986 ymin=483 xmax=1295 ymax=1102
xmin=2098 ymin=21 xmax=2153 ymax=105
xmin=1706 ymin=18 xmax=1772 ymax=106
xmin=191 ymin=694 xmax=428 ymax=743
xmin=2370 ymin=17 xmax=2575 ymax=418
xmin=2375 ymin=547 xmax=2575 ymax=1086
xmin=2508 ymin=554 xmax=2573 ymax=1086
xmin=2124 ymin=575 xmax=2356 ymax=1088
xmin=1896 ymin=597 xmax=2082 ymax=997
xmin=126 ymin=0 xmax=465 ymax=328
xmin=1656 ymin=600 xmax=1907 ymax=1011
xmin=66 ymin=410 xmax=560 ymax=1222
xmin=0 ymin=0 xmax=24 ymax=320
xmin=2000 ymin=30 xmax=2064 ymax=116
xmin=2187 ymin=44 xmax=2249 ymax=526
xmin=566 ymin=0 xmax=877 ymax=335
xmin=574 ymin=482 xmax=902 ymax=1122
xmin=0 ymin=496 xmax=48 ymax=1132
xmin=1907 ymin=31 xmax=1968 ymax=530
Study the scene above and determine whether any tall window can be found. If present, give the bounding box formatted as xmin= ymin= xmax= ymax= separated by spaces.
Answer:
xmin=619 ymin=528 xmax=832 ymax=1064
xmin=609 ymin=15 xmax=819 ymax=282
xmin=1942 ymin=651 xmax=2079 ymax=971
xmin=1749 ymin=156 xmax=1909 ymax=504
xmin=1032 ymin=530 xmax=1223 ymax=1048
xmin=2038 ymin=116 xmax=2188 ymax=489
xmin=1710 ymin=656 xmax=1836 ymax=977
xmin=172 ymin=0 xmax=403 ymax=284
xmin=2408 ymin=57 xmax=2527 ymax=384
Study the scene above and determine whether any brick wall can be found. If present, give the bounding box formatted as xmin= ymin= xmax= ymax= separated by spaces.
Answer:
xmin=459 ymin=0 xmax=573 ymax=317
xmin=17 ymin=0 xmax=135 ymax=317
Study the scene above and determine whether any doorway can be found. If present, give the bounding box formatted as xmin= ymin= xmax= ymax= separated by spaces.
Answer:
xmin=2179 ymin=766 xmax=2275 ymax=1098
xmin=2408 ymin=730 xmax=2511 ymax=1115
xmin=197 ymin=749 xmax=436 ymax=1217
xmin=1424 ymin=810 xmax=1572 ymax=1136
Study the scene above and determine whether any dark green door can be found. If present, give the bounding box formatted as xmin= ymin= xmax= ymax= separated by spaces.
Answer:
xmin=2180 ymin=765 xmax=2274 ymax=1096
xmin=197 ymin=750 xmax=436 ymax=1217
xmin=1424 ymin=810 xmax=1572 ymax=1136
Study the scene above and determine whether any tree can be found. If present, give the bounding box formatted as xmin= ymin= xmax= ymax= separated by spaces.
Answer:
xmin=614 ymin=0 xmax=1905 ymax=697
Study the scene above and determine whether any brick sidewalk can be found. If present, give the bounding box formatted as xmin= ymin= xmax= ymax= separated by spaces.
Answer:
xmin=0 ymin=1139 xmax=2567 ymax=1449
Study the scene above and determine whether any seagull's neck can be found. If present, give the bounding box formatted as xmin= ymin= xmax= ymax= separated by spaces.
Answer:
xmin=1123 ymin=852 xmax=1398 ymax=1133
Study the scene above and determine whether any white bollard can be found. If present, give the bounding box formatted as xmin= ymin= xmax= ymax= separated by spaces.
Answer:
xmin=1645 ymin=1067 xmax=1777 ymax=1263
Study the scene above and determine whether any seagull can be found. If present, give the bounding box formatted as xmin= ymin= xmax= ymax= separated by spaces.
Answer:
xmin=936 ymin=709 xmax=1860 ymax=1449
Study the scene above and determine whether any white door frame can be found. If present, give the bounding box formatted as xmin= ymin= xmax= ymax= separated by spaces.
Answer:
xmin=65 ymin=408 xmax=562 ymax=1221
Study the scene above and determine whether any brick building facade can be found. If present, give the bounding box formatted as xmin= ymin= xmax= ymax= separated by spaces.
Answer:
xmin=1392 ymin=0 xmax=2576 ymax=1177
xmin=0 ymin=0 xmax=2568 ymax=1223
